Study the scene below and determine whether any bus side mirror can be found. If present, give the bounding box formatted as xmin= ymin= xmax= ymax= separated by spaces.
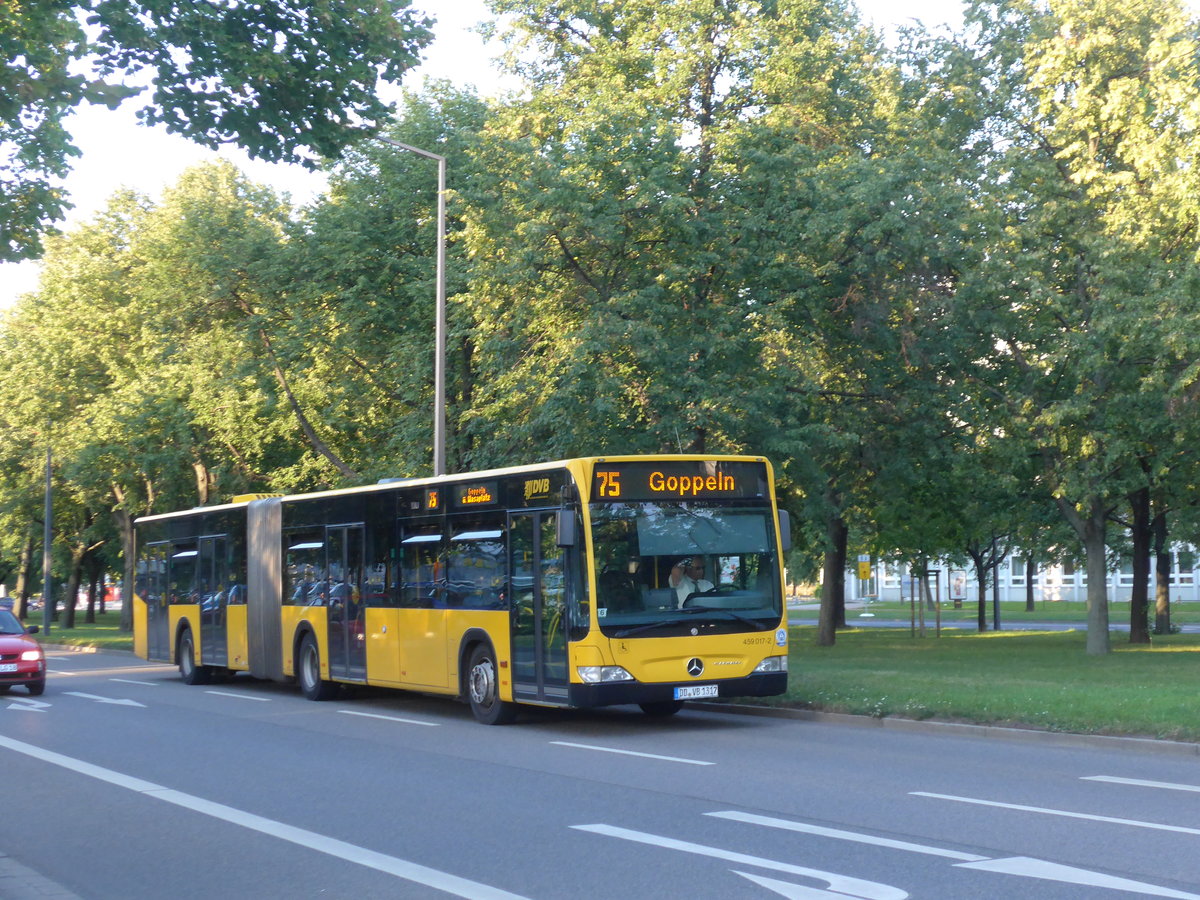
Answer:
xmin=556 ymin=510 xmax=577 ymax=547
xmin=778 ymin=510 xmax=792 ymax=553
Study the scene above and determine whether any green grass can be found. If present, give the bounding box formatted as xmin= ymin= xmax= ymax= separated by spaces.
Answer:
xmin=32 ymin=614 xmax=133 ymax=652
xmin=30 ymin=610 xmax=1200 ymax=743
xmin=782 ymin=626 xmax=1200 ymax=742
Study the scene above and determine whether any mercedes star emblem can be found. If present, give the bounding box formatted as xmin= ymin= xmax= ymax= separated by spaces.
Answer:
xmin=686 ymin=657 xmax=704 ymax=677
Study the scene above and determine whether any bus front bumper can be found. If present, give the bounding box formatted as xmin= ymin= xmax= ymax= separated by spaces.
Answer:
xmin=569 ymin=671 xmax=786 ymax=709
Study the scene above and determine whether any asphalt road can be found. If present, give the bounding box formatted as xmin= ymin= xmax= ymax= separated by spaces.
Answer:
xmin=3 ymin=650 xmax=1199 ymax=899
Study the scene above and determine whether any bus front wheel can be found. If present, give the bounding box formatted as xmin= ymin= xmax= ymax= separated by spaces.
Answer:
xmin=298 ymin=633 xmax=337 ymax=701
xmin=466 ymin=644 xmax=516 ymax=725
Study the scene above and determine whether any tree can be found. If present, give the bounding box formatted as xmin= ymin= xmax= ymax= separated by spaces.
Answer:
xmin=1 ymin=0 xmax=433 ymax=261
xmin=947 ymin=0 xmax=1200 ymax=654
xmin=466 ymin=0 xmax=877 ymax=467
xmin=287 ymin=83 xmax=489 ymax=478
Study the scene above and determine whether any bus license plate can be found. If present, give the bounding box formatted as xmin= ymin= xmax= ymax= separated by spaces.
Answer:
xmin=674 ymin=684 xmax=718 ymax=700
xmin=0 ymin=664 xmax=17 ymax=673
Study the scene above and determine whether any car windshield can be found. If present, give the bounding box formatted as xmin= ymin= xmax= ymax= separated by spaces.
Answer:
xmin=589 ymin=501 xmax=782 ymax=638
xmin=0 ymin=609 xmax=25 ymax=634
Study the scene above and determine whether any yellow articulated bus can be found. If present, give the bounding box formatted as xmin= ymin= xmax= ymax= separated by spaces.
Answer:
xmin=133 ymin=455 xmax=791 ymax=724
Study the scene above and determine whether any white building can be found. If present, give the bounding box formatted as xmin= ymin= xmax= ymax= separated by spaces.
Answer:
xmin=849 ymin=549 xmax=1199 ymax=606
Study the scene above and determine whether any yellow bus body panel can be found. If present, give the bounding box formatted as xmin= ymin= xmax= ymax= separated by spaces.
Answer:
xmin=168 ymin=605 xmax=200 ymax=663
xmin=609 ymin=632 xmax=781 ymax=682
xmin=226 ymin=604 xmax=250 ymax=671
xmin=444 ymin=609 xmax=509 ymax=699
xmin=280 ymin=606 xmax=327 ymax=678
xmin=394 ymin=608 xmax=451 ymax=689
xmin=364 ymin=608 xmax=401 ymax=686
xmin=132 ymin=594 xmax=148 ymax=660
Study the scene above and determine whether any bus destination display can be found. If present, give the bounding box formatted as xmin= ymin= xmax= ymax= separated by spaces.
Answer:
xmin=591 ymin=461 xmax=766 ymax=501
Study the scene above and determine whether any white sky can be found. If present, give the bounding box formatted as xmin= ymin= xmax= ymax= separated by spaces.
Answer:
xmin=0 ymin=0 xmax=965 ymax=307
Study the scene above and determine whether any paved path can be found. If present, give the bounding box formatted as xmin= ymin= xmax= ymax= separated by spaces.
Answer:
xmin=786 ymin=600 xmax=1200 ymax=631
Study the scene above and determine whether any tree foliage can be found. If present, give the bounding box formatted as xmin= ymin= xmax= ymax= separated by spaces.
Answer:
xmin=3 ymin=1 xmax=1200 ymax=658
xmin=1 ymin=0 xmax=433 ymax=261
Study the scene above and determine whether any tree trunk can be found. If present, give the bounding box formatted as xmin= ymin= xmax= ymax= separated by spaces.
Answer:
xmin=1128 ymin=487 xmax=1151 ymax=644
xmin=193 ymin=460 xmax=211 ymax=506
xmin=1152 ymin=510 xmax=1171 ymax=634
xmin=817 ymin=512 xmax=847 ymax=647
xmin=113 ymin=503 xmax=135 ymax=633
xmin=1025 ymin=554 xmax=1035 ymax=612
xmin=1057 ymin=493 xmax=1111 ymax=655
xmin=992 ymin=565 xmax=1001 ymax=631
xmin=1082 ymin=503 xmax=1111 ymax=655
xmin=84 ymin=552 xmax=103 ymax=624
xmin=14 ymin=530 xmax=32 ymax=620
xmin=833 ymin=524 xmax=847 ymax=630
xmin=970 ymin=553 xmax=987 ymax=632
xmin=63 ymin=548 xmax=84 ymax=630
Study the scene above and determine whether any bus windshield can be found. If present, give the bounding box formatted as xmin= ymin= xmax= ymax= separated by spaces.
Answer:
xmin=590 ymin=501 xmax=782 ymax=637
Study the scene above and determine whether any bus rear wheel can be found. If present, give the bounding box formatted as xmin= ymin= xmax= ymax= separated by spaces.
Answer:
xmin=298 ymin=633 xmax=337 ymax=701
xmin=466 ymin=644 xmax=516 ymax=725
xmin=178 ymin=628 xmax=210 ymax=685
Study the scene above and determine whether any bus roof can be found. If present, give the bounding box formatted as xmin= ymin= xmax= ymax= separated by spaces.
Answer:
xmin=134 ymin=454 xmax=771 ymax=524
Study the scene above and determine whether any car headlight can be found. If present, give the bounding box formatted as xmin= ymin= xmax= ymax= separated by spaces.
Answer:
xmin=753 ymin=655 xmax=787 ymax=673
xmin=577 ymin=665 xmax=635 ymax=684
xmin=20 ymin=650 xmax=42 ymax=662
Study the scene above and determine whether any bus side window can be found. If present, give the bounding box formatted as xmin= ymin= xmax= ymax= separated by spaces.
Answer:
xmin=400 ymin=525 xmax=442 ymax=609
xmin=447 ymin=514 xmax=506 ymax=610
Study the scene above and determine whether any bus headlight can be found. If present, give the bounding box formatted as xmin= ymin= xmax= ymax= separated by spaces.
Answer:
xmin=753 ymin=656 xmax=787 ymax=673
xmin=577 ymin=665 xmax=635 ymax=684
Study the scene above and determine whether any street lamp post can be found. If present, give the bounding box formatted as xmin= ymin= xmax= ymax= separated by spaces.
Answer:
xmin=376 ymin=136 xmax=447 ymax=477
xmin=42 ymin=442 xmax=51 ymax=635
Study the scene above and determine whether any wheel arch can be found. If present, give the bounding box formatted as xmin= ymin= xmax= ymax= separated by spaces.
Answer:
xmin=291 ymin=621 xmax=317 ymax=678
xmin=173 ymin=616 xmax=197 ymax=664
xmin=457 ymin=627 xmax=497 ymax=700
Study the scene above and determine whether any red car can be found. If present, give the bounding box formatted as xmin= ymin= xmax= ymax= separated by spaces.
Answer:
xmin=0 ymin=609 xmax=45 ymax=696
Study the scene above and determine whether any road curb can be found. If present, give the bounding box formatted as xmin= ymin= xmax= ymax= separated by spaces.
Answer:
xmin=0 ymin=852 xmax=85 ymax=900
xmin=694 ymin=702 xmax=1200 ymax=757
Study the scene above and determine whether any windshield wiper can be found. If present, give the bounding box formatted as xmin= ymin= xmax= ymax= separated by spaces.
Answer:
xmin=613 ymin=618 xmax=679 ymax=638
xmin=612 ymin=606 xmax=769 ymax=638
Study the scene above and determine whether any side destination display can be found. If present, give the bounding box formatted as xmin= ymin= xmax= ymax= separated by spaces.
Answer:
xmin=591 ymin=460 xmax=767 ymax=501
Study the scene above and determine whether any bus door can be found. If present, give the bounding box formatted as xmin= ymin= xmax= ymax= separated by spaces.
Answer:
xmin=144 ymin=543 xmax=170 ymax=661
xmin=327 ymin=524 xmax=366 ymax=681
xmin=510 ymin=511 xmax=568 ymax=704
xmin=198 ymin=535 xmax=228 ymax=667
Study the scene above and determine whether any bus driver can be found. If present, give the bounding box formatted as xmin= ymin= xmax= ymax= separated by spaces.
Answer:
xmin=670 ymin=557 xmax=713 ymax=607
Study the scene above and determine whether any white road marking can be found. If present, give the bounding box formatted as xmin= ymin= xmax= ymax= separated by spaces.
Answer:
xmin=6 ymin=697 xmax=50 ymax=712
xmin=1084 ymin=776 xmax=1200 ymax=794
xmin=204 ymin=690 xmax=270 ymax=702
xmin=551 ymin=741 xmax=714 ymax=765
xmin=911 ymin=791 xmax=1200 ymax=836
xmin=111 ymin=679 xmax=158 ymax=686
xmin=63 ymin=691 xmax=145 ymax=707
xmin=716 ymin=808 xmax=1200 ymax=898
xmin=0 ymin=734 xmax=531 ymax=900
xmin=573 ymin=824 xmax=906 ymax=900
xmin=338 ymin=710 xmax=439 ymax=727
xmin=707 ymin=811 xmax=987 ymax=861
xmin=734 ymin=870 xmax=905 ymax=899
xmin=956 ymin=857 xmax=1200 ymax=900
